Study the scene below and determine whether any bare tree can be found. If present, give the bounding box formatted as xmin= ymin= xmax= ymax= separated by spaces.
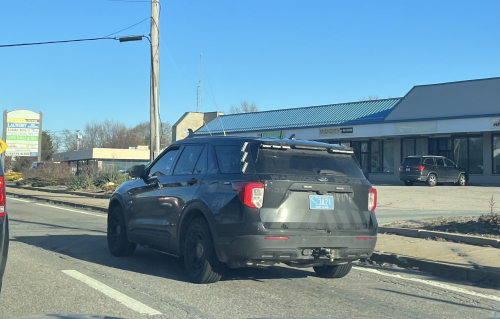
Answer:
xmin=130 ymin=121 xmax=172 ymax=150
xmin=229 ymin=100 xmax=259 ymax=114
xmin=61 ymin=129 xmax=79 ymax=152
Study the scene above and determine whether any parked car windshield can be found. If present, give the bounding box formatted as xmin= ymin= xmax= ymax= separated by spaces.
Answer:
xmin=401 ymin=158 xmax=421 ymax=166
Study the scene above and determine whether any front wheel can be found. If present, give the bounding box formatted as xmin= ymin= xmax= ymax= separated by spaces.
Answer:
xmin=455 ymin=173 xmax=466 ymax=186
xmin=184 ymin=218 xmax=224 ymax=284
xmin=313 ymin=263 xmax=352 ymax=278
xmin=403 ymin=181 xmax=414 ymax=186
xmin=107 ymin=205 xmax=136 ymax=257
xmin=427 ymin=174 xmax=437 ymax=187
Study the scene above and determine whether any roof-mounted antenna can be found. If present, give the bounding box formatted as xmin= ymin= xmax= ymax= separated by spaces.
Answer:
xmin=289 ymin=134 xmax=296 ymax=140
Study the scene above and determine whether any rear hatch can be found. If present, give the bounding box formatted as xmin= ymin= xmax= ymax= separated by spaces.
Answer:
xmin=249 ymin=141 xmax=372 ymax=231
xmin=399 ymin=157 xmax=423 ymax=176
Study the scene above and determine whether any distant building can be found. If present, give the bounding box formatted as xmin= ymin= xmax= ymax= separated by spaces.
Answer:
xmin=52 ymin=146 xmax=149 ymax=173
xmin=174 ymin=77 xmax=500 ymax=185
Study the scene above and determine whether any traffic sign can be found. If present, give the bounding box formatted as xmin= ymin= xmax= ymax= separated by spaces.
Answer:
xmin=0 ymin=139 xmax=8 ymax=154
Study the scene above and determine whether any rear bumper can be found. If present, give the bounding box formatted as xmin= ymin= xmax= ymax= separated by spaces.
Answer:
xmin=216 ymin=231 xmax=377 ymax=267
xmin=398 ymin=173 xmax=427 ymax=181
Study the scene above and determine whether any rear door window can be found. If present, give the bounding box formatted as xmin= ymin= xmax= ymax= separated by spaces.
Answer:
xmin=253 ymin=148 xmax=365 ymax=178
xmin=423 ymin=158 xmax=435 ymax=165
xmin=401 ymin=158 xmax=421 ymax=166
xmin=214 ymin=145 xmax=243 ymax=174
xmin=435 ymin=158 xmax=445 ymax=166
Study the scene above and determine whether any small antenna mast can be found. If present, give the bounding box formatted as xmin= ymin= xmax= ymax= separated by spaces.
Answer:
xmin=197 ymin=53 xmax=203 ymax=112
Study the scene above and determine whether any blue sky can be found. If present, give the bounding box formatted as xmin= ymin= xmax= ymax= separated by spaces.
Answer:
xmin=1 ymin=0 xmax=498 ymax=135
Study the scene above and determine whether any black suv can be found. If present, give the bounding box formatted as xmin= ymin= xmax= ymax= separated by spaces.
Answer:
xmin=107 ymin=137 xmax=378 ymax=283
xmin=399 ymin=155 xmax=467 ymax=186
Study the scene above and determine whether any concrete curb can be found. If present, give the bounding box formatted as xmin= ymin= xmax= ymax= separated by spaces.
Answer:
xmin=379 ymin=226 xmax=500 ymax=248
xmin=7 ymin=184 xmax=112 ymax=199
xmin=6 ymin=191 xmax=108 ymax=213
xmin=370 ymin=252 xmax=500 ymax=288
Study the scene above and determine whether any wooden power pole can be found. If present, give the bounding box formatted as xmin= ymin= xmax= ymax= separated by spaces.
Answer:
xmin=150 ymin=0 xmax=161 ymax=162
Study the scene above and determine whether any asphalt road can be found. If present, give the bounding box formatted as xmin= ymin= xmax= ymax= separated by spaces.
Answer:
xmin=0 ymin=197 xmax=499 ymax=319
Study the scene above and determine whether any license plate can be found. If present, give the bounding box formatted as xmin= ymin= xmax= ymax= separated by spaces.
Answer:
xmin=406 ymin=168 xmax=410 ymax=171
xmin=309 ymin=195 xmax=334 ymax=210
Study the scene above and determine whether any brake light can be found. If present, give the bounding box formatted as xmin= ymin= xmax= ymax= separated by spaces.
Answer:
xmin=0 ymin=176 xmax=5 ymax=217
xmin=399 ymin=166 xmax=404 ymax=171
xmin=265 ymin=236 xmax=289 ymax=240
xmin=368 ymin=187 xmax=377 ymax=212
xmin=413 ymin=165 xmax=425 ymax=171
xmin=233 ymin=182 xmax=264 ymax=209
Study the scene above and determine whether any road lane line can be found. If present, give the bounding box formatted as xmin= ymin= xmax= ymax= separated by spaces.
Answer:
xmin=7 ymin=197 xmax=32 ymax=203
xmin=62 ymin=270 xmax=161 ymax=315
xmin=35 ymin=203 xmax=106 ymax=218
xmin=354 ymin=266 xmax=500 ymax=302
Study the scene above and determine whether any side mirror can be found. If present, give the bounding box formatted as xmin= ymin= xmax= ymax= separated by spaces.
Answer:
xmin=129 ymin=164 xmax=146 ymax=178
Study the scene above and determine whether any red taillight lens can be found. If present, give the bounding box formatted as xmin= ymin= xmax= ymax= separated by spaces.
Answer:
xmin=265 ymin=236 xmax=289 ymax=240
xmin=0 ymin=176 xmax=5 ymax=217
xmin=233 ymin=182 xmax=264 ymax=209
xmin=368 ymin=187 xmax=377 ymax=212
xmin=399 ymin=166 xmax=404 ymax=171
xmin=413 ymin=165 xmax=425 ymax=171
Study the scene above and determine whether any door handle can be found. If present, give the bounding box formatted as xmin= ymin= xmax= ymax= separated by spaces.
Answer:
xmin=187 ymin=178 xmax=198 ymax=185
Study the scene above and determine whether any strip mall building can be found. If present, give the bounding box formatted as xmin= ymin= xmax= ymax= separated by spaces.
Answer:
xmin=173 ymin=77 xmax=500 ymax=185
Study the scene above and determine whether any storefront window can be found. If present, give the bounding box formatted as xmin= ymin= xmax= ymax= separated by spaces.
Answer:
xmin=370 ymin=140 xmax=383 ymax=173
xmin=415 ymin=138 xmax=428 ymax=155
xmin=383 ymin=140 xmax=394 ymax=173
xmin=429 ymin=137 xmax=452 ymax=158
xmin=493 ymin=135 xmax=500 ymax=174
xmin=453 ymin=136 xmax=483 ymax=174
xmin=402 ymin=139 xmax=414 ymax=158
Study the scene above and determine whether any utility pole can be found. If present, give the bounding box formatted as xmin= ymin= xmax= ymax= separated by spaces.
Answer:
xmin=150 ymin=0 xmax=161 ymax=161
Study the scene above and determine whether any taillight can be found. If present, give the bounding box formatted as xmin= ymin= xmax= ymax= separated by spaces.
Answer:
xmin=413 ymin=165 xmax=425 ymax=171
xmin=368 ymin=187 xmax=377 ymax=212
xmin=399 ymin=166 xmax=404 ymax=171
xmin=233 ymin=182 xmax=264 ymax=209
xmin=0 ymin=176 xmax=5 ymax=217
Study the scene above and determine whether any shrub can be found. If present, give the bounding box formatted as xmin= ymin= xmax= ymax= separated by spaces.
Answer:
xmin=69 ymin=175 xmax=93 ymax=191
xmin=92 ymin=172 xmax=130 ymax=187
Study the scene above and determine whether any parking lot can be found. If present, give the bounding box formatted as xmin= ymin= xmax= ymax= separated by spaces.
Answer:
xmin=373 ymin=185 xmax=500 ymax=224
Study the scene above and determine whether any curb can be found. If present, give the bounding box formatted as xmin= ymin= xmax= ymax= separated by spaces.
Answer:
xmin=378 ymin=226 xmax=500 ymax=248
xmin=7 ymin=184 xmax=112 ymax=199
xmin=6 ymin=191 xmax=108 ymax=213
xmin=369 ymin=252 xmax=500 ymax=288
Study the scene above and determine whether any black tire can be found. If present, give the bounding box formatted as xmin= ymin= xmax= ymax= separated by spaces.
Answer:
xmin=107 ymin=205 xmax=136 ymax=257
xmin=427 ymin=173 xmax=437 ymax=187
xmin=455 ymin=173 xmax=466 ymax=186
xmin=403 ymin=181 xmax=414 ymax=186
xmin=183 ymin=217 xmax=224 ymax=284
xmin=313 ymin=263 xmax=352 ymax=278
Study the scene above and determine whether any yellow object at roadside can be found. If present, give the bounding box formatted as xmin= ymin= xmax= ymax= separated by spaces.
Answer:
xmin=4 ymin=172 xmax=23 ymax=181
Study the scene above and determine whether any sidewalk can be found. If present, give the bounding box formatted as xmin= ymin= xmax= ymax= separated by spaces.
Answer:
xmin=6 ymin=185 xmax=500 ymax=286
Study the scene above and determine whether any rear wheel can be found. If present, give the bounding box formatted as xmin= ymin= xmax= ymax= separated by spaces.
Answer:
xmin=455 ymin=173 xmax=466 ymax=186
xmin=403 ymin=181 xmax=414 ymax=186
xmin=107 ymin=205 xmax=136 ymax=257
xmin=427 ymin=173 xmax=437 ymax=187
xmin=184 ymin=218 xmax=224 ymax=284
xmin=313 ymin=263 xmax=352 ymax=278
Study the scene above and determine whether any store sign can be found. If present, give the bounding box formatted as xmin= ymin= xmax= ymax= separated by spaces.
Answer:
xmin=492 ymin=118 xmax=500 ymax=129
xmin=319 ymin=127 xmax=353 ymax=136
xmin=4 ymin=110 xmax=42 ymax=157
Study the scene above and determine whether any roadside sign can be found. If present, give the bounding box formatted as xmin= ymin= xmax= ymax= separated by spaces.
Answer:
xmin=0 ymin=139 xmax=8 ymax=154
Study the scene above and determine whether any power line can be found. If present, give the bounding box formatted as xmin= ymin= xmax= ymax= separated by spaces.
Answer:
xmin=103 ymin=16 xmax=151 ymax=38
xmin=0 ymin=37 xmax=116 ymax=48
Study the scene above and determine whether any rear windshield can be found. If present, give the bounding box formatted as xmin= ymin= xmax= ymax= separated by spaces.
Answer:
xmin=253 ymin=148 xmax=365 ymax=178
xmin=402 ymin=158 xmax=421 ymax=166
